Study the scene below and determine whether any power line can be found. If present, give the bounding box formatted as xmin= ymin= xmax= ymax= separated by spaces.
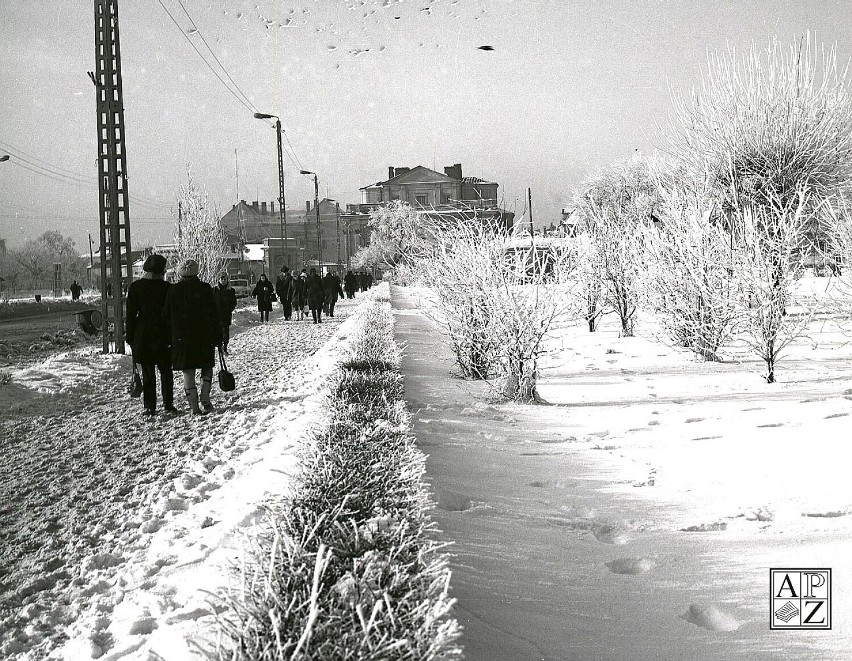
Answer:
xmin=158 ymin=0 xmax=305 ymax=171
xmin=0 ymin=139 xmax=170 ymax=209
xmin=157 ymin=0 xmax=262 ymax=118
xmin=174 ymin=0 xmax=258 ymax=114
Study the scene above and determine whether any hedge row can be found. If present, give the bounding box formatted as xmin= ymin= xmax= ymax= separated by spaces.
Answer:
xmin=216 ymin=296 xmax=461 ymax=660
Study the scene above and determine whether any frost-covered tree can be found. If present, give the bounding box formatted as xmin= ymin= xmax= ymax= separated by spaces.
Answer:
xmin=639 ymin=177 xmax=741 ymax=360
xmin=734 ymin=191 xmax=816 ymax=383
xmin=666 ymin=36 xmax=852 ymax=249
xmin=425 ymin=222 xmax=576 ymax=401
xmin=575 ymin=157 xmax=659 ymax=337
xmin=11 ymin=231 xmax=86 ymax=289
xmin=173 ymin=168 xmax=226 ymax=285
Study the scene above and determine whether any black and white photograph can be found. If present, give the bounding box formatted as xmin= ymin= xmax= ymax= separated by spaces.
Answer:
xmin=1 ymin=1 xmax=851 ymax=659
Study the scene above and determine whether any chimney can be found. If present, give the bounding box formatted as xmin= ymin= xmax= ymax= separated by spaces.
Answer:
xmin=444 ymin=164 xmax=463 ymax=180
xmin=261 ymin=201 xmax=267 ymax=214
xmin=306 ymin=200 xmax=311 ymax=212
xmin=270 ymin=201 xmax=275 ymax=214
xmin=395 ymin=167 xmax=410 ymax=176
xmin=388 ymin=166 xmax=395 ymax=180
xmin=252 ymin=200 xmax=259 ymax=211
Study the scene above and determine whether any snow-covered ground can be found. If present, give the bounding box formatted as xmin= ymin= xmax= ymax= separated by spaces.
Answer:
xmin=394 ymin=280 xmax=852 ymax=661
xmin=0 ymin=294 xmax=370 ymax=660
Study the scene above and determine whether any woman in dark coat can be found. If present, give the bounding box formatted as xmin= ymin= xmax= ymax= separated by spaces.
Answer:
xmin=322 ymin=270 xmax=344 ymax=317
xmin=213 ymin=272 xmax=237 ymax=354
xmin=343 ymin=270 xmax=357 ymax=299
xmin=126 ymin=254 xmax=174 ymax=417
xmin=291 ymin=271 xmax=308 ymax=321
xmin=275 ymin=269 xmax=294 ymax=321
xmin=306 ymin=267 xmax=326 ymax=324
xmin=163 ymin=259 xmax=222 ymax=415
xmin=251 ymin=273 xmax=275 ymax=322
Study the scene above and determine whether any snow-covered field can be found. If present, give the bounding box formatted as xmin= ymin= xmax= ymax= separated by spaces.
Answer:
xmin=395 ymin=279 xmax=852 ymax=660
xmin=0 ymin=294 xmax=369 ymax=660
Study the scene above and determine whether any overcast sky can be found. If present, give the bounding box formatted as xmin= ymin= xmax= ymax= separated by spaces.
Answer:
xmin=2 ymin=0 xmax=851 ymax=252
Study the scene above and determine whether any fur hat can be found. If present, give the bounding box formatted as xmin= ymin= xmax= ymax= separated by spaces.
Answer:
xmin=218 ymin=272 xmax=230 ymax=282
xmin=142 ymin=254 xmax=167 ymax=275
xmin=178 ymin=259 xmax=199 ymax=277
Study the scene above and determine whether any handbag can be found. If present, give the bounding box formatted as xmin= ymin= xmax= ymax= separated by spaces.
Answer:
xmin=218 ymin=345 xmax=236 ymax=392
xmin=129 ymin=363 xmax=143 ymax=398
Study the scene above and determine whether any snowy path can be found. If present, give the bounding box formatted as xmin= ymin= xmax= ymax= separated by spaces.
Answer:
xmin=0 ymin=299 xmax=361 ymax=659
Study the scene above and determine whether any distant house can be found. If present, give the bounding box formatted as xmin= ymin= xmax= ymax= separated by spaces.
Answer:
xmin=359 ymin=164 xmax=513 ymax=230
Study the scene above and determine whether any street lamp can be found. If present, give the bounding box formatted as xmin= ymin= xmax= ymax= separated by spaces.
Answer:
xmin=253 ymin=112 xmax=288 ymax=271
xmin=300 ymin=170 xmax=321 ymax=274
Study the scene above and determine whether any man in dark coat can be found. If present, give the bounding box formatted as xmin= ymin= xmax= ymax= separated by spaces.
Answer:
xmin=322 ymin=270 xmax=344 ymax=317
xmin=163 ymin=259 xmax=222 ymax=415
xmin=126 ymin=254 xmax=174 ymax=417
xmin=213 ymin=272 xmax=237 ymax=354
xmin=306 ymin=267 xmax=326 ymax=324
xmin=275 ymin=268 xmax=294 ymax=321
xmin=343 ymin=270 xmax=357 ymax=299
xmin=70 ymin=280 xmax=83 ymax=301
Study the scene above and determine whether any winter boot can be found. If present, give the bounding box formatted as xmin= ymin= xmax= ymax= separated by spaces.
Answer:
xmin=200 ymin=376 xmax=214 ymax=413
xmin=184 ymin=387 xmax=202 ymax=415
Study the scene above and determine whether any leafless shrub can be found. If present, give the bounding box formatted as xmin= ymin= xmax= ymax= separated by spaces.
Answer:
xmin=574 ymin=157 xmax=660 ymax=337
xmin=639 ymin=177 xmax=740 ymax=360
xmin=733 ymin=191 xmax=817 ymax=382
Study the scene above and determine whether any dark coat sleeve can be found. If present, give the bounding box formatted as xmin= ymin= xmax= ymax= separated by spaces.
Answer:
xmin=126 ymin=284 xmax=139 ymax=345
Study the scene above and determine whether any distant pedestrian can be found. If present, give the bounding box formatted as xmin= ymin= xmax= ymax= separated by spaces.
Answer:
xmin=306 ymin=267 xmax=325 ymax=324
xmin=252 ymin=273 xmax=275 ymax=322
xmin=365 ymin=272 xmax=373 ymax=289
xmin=292 ymin=271 xmax=308 ymax=320
xmin=358 ymin=272 xmax=368 ymax=292
xmin=126 ymin=254 xmax=175 ymax=417
xmin=276 ymin=268 xmax=294 ymax=320
xmin=322 ymin=270 xmax=344 ymax=317
xmin=343 ymin=270 xmax=357 ymax=299
xmin=70 ymin=280 xmax=83 ymax=301
xmin=163 ymin=259 xmax=222 ymax=415
xmin=213 ymin=272 xmax=237 ymax=354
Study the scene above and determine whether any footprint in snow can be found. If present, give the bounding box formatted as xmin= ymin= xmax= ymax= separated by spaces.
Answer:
xmin=681 ymin=603 xmax=741 ymax=632
xmin=685 ymin=417 xmax=704 ymax=423
xmin=591 ymin=524 xmax=629 ymax=545
xmin=825 ymin=412 xmax=849 ymax=419
xmin=757 ymin=422 xmax=784 ymax=428
xmin=606 ymin=557 xmax=655 ymax=575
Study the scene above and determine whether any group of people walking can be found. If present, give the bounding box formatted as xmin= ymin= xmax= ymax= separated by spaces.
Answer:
xmin=126 ymin=256 xmax=374 ymax=418
xmin=126 ymin=255 xmax=234 ymax=418
xmin=264 ymin=266 xmax=345 ymax=324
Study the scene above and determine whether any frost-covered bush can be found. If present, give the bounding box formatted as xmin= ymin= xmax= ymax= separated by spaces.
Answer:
xmin=215 ymin=297 xmax=460 ymax=661
xmin=424 ymin=222 xmax=577 ymax=402
xmin=733 ymin=191 xmax=816 ymax=383
xmin=574 ymin=157 xmax=660 ymax=337
xmin=639 ymin=179 xmax=741 ymax=360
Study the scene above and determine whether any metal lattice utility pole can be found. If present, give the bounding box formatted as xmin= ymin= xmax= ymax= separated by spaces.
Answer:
xmin=91 ymin=0 xmax=132 ymax=354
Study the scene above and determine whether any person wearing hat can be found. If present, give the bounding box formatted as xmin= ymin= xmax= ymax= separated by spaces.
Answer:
xmin=126 ymin=254 xmax=175 ymax=417
xmin=163 ymin=258 xmax=222 ymax=415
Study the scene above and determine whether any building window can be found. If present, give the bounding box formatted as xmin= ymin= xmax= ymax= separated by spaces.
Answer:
xmin=415 ymin=194 xmax=428 ymax=206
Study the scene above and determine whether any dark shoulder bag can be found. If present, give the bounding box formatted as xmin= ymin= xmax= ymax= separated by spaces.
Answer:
xmin=218 ymin=345 xmax=236 ymax=392
xmin=129 ymin=363 xmax=143 ymax=398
